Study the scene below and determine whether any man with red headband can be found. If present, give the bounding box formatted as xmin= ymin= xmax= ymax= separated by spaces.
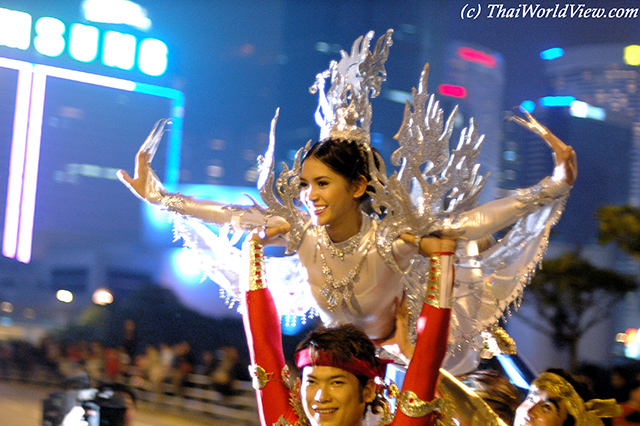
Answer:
xmin=242 ymin=229 xmax=456 ymax=426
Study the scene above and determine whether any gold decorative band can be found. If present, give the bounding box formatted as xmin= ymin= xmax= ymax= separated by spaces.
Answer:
xmin=397 ymin=391 xmax=444 ymax=418
xmin=424 ymin=253 xmax=454 ymax=308
xmin=249 ymin=240 xmax=267 ymax=291
xmin=424 ymin=254 xmax=442 ymax=307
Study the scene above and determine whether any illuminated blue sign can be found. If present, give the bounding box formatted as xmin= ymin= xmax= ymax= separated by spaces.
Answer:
xmin=0 ymin=7 xmax=168 ymax=77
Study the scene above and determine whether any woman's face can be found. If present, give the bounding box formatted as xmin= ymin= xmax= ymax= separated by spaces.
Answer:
xmin=299 ymin=157 xmax=366 ymax=235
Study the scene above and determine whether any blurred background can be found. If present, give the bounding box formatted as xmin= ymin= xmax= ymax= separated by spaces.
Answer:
xmin=1 ymin=0 xmax=640 ymax=386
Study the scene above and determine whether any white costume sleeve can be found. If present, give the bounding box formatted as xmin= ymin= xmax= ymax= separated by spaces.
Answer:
xmin=441 ymin=174 xmax=571 ymax=240
xmin=160 ymin=193 xmax=291 ymax=231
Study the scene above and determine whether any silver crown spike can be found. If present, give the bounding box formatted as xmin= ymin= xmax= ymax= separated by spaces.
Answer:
xmin=310 ymin=29 xmax=394 ymax=143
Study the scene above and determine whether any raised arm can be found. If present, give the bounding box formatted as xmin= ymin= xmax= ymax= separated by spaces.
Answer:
xmin=509 ymin=111 xmax=577 ymax=186
xmin=392 ymin=238 xmax=456 ymax=426
xmin=442 ymin=113 xmax=576 ymax=240
xmin=117 ymin=118 xmax=169 ymax=203
xmin=242 ymin=229 xmax=300 ymax=426
xmin=117 ymin=119 xmax=270 ymax=229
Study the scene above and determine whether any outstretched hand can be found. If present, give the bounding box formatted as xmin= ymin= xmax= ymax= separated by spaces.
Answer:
xmin=117 ymin=118 xmax=171 ymax=201
xmin=509 ymin=111 xmax=577 ymax=186
xmin=248 ymin=222 xmax=292 ymax=245
xmin=400 ymin=234 xmax=457 ymax=256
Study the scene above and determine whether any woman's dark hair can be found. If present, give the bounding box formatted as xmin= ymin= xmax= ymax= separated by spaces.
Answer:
xmin=302 ymin=139 xmax=383 ymax=203
xmin=295 ymin=323 xmax=386 ymax=415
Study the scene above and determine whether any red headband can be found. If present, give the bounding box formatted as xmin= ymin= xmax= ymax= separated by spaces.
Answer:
xmin=295 ymin=348 xmax=391 ymax=380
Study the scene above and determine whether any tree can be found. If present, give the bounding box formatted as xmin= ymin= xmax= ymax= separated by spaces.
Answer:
xmin=516 ymin=251 xmax=637 ymax=372
xmin=598 ymin=205 xmax=640 ymax=258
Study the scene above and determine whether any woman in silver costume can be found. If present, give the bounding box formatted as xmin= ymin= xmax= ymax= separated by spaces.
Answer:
xmin=118 ymin=30 xmax=576 ymax=370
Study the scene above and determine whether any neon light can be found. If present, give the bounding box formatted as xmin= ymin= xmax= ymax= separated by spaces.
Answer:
xmin=16 ymin=69 xmax=47 ymax=263
xmin=41 ymin=64 xmax=136 ymax=91
xmin=69 ymin=24 xmax=100 ymax=63
xmin=540 ymin=47 xmax=564 ymax=61
xmin=0 ymin=7 xmax=168 ymax=77
xmin=624 ymin=45 xmax=640 ymax=66
xmin=138 ymin=38 xmax=168 ymax=77
xmin=34 ymin=17 xmax=66 ymax=58
xmin=1 ymin=57 xmax=184 ymax=263
xmin=385 ymin=89 xmax=412 ymax=105
xmin=539 ymin=96 xmax=575 ymax=107
xmin=569 ymin=101 xmax=605 ymax=121
xmin=0 ymin=8 xmax=32 ymax=50
xmin=102 ymin=30 xmax=136 ymax=70
xmin=134 ymin=83 xmax=185 ymax=185
xmin=457 ymin=46 xmax=497 ymax=68
xmin=2 ymin=59 xmax=33 ymax=259
xmin=503 ymin=151 xmax=517 ymax=161
xmin=82 ymin=0 xmax=151 ymax=30
xmin=520 ymin=100 xmax=536 ymax=113
xmin=438 ymin=84 xmax=467 ymax=98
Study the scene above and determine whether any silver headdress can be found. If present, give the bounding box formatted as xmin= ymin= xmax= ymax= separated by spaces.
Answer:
xmin=256 ymin=30 xmax=395 ymax=253
xmin=310 ymin=29 xmax=394 ymax=144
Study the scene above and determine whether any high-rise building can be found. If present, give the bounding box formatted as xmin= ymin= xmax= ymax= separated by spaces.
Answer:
xmin=441 ymin=40 xmax=505 ymax=205
xmin=544 ymin=44 xmax=640 ymax=204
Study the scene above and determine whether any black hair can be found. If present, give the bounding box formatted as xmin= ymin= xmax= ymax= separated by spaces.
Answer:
xmin=302 ymin=139 xmax=383 ymax=203
xmin=295 ymin=323 xmax=386 ymax=415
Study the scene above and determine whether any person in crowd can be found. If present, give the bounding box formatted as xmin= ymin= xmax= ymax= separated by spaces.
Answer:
xmin=458 ymin=369 xmax=520 ymax=425
xmin=514 ymin=369 xmax=621 ymax=426
xmin=614 ymin=380 xmax=640 ymax=426
xmin=170 ymin=340 xmax=196 ymax=395
xmin=211 ymin=345 xmax=242 ymax=396
xmin=241 ymin=225 xmax=456 ymax=426
xmin=611 ymin=366 xmax=634 ymax=404
xmin=61 ymin=383 xmax=136 ymax=426
xmin=121 ymin=319 xmax=138 ymax=361
xmin=194 ymin=349 xmax=216 ymax=376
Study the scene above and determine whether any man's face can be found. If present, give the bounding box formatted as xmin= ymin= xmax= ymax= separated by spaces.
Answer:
xmin=301 ymin=365 xmax=375 ymax=426
xmin=514 ymin=387 xmax=568 ymax=426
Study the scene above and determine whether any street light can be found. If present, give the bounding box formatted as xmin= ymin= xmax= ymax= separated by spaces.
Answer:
xmin=92 ymin=288 xmax=114 ymax=306
xmin=56 ymin=289 xmax=73 ymax=303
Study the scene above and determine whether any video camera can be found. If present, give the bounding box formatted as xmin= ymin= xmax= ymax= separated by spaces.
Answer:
xmin=42 ymin=374 xmax=128 ymax=426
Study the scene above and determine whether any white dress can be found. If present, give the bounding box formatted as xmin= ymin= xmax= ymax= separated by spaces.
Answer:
xmin=164 ymin=171 xmax=570 ymax=373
